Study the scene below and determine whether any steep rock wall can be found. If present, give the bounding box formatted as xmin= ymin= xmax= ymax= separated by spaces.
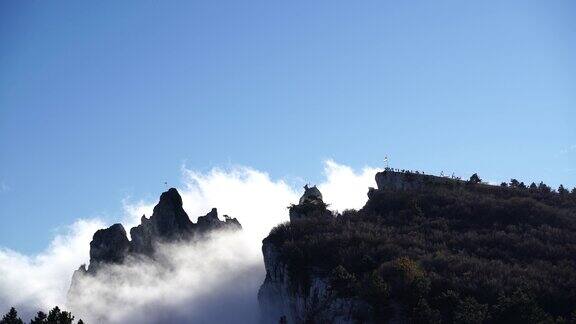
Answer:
xmin=258 ymin=240 xmax=372 ymax=324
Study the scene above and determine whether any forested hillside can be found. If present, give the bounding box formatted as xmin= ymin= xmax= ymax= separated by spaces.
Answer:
xmin=265 ymin=176 xmax=576 ymax=323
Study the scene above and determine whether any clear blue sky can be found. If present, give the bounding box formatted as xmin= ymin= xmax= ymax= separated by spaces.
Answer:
xmin=1 ymin=0 xmax=575 ymax=253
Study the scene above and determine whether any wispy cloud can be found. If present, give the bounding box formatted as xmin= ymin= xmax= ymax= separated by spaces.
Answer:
xmin=559 ymin=144 xmax=576 ymax=156
xmin=0 ymin=182 xmax=10 ymax=193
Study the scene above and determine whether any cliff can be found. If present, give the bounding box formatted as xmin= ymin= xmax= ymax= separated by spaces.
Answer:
xmin=258 ymin=234 xmax=374 ymax=324
xmin=259 ymin=186 xmax=375 ymax=323
xmin=259 ymin=174 xmax=576 ymax=323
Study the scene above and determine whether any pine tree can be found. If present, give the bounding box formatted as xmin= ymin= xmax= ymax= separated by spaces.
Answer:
xmin=538 ymin=182 xmax=551 ymax=193
xmin=519 ymin=182 xmax=527 ymax=189
xmin=46 ymin=307 xmax=60 ymax=324
xmin=57 ymin=311 xmax=73 ymax=324
xmin=29 ymin=311 xmax=47 ymax=324
xmin=469 ymin=173 xmax=481 ymax=184
xmin=0 ymin=307 xmax=23 ymax=324
xmin=46 ymin=307 xmax=74 ymax=324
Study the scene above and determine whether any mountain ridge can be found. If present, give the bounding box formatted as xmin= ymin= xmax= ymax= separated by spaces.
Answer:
xmin=258 ymin=170 xmax=576 ymax=323
xmin=69 ymin=187 xmax=241 ymax=279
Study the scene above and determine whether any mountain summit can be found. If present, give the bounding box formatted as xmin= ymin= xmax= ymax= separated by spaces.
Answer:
xmin=71 ymin=187 xmax=241 ymax=274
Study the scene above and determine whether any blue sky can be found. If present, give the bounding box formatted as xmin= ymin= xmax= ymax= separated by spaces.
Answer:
xmin=1 ymin=0 xmax=575 ymax=253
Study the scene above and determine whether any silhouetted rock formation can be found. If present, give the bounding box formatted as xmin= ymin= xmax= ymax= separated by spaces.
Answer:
xmin=74 ymin=188 xmax=241 ymax=275
xmin=130 ymin=188 xmax=195 ymax=255
xmin=89 ymin=223 xmax=131 ymax=272
xmin=289 ymin=185 xmax=332 ymax=222
xmin=374 ymin=169 xmax=462 ymax=191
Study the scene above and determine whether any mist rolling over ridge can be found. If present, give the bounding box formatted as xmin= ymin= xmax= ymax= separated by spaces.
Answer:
xmin=0 ymin=161 xmax=378 ymax=322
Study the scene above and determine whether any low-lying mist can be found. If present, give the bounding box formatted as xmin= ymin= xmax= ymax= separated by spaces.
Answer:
xmin=69 ymin=231 xmax=263 ymax=323
xmin=0 ymin=160 xmax=379 ymax=323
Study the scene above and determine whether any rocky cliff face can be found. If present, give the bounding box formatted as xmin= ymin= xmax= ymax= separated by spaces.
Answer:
xmin=70 ymin=187 xmax=242 ymax=276
xmin=258 ymin=241 xmax=373 ymax=324
xmin=374 ymin=169 xmax=463 ymax=192
xmin=258 ymin=186 xmax=372 ymax=324
xmin=89 ymin=223 xmax=131 ymax=273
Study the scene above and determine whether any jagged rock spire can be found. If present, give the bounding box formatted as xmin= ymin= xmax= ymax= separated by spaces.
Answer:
xmin=88 ymin=223 xmax=130 ymax=273
xmin=83 ymin=188 xmax=242 ymax=272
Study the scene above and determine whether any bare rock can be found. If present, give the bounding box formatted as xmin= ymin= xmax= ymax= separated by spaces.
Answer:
xmin=88 ymin=223 xmax=130 ymax=273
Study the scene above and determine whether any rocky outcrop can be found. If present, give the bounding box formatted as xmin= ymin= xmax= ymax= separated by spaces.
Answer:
xmin=374 ymin=169 xmax=463 ymax=192
xmin=89 ymin=223 xmax=130 ymax=272
xmin=259 ymin=186 xmax=372 ymax=323
xmin=298 ymin=185 xmax=323 ymax=205
xmin=197 ymin=208 xmax=241 ymax=232
xmin=74 ymin=187 xmax=242 ymax=275
xmin=130 ymin=188 xmax=194 ymax=255
xmin=289 ymin=185 xmax=332 ymax=222
xmin=258 ymin=239 xmax=373 ymax=324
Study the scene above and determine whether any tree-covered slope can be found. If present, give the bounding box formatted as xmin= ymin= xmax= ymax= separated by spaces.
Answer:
xmin=265 ymin=178 xmax=576 ymax=323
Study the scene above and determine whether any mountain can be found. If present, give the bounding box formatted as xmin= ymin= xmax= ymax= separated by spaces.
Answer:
xmin=258 ymin=170 xmax=576 ymax=323
xmin=68 ymin=187 xmax=241 ymax=287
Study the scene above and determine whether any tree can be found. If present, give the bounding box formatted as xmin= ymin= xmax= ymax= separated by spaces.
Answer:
xmin=46 ymin=307 xmax=73 ymax=324
xmin=500 ymin=182 xmax=508 ymax=187
xmin=329 ymin=265 xmax=356 ymax=297
xmin=469 ymin=173 xmax=481 ymax=184
xmin=558 ymin=185 xmax=569 ymax=196
xmin=410 ymin=299 xmax=441 ymax=323
xmin=538 ymin=182 xmax=551 ymax=193
xmin=492 ymin=290 xmax=551 ymax=323
xmin=518 ymin=182 xmax=527 ymax=189
xmin=529 ymin=182 xmax=538 ymax=192
xmin=360 ymin=271 xmax=389 ymax=306
xmin=510 ymin=179 xmax=520 ymax=188
xmin=77 ymin=321 xmax=84 ymax=324
xmin=453 ymin=297 xmax=488 ymax=324
xmin=0 ymin=307 xmax=23 ymax=324
xmin=30 ymin=311 xmax=47 ymax=324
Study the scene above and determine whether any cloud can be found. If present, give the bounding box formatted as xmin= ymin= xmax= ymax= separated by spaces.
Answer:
xmin=0 ymin=182 xmax=10 ymax=194
xmin=0 ymin=161 xmax=379 ymax=322
xmin=319 ymin=159 xmax=380 ymax=211
xmin=559 ymin=144 xmax=576 ymax=156
xmin=0 ymin=219 xmax=104 ymax=318
xmin=68 ymin=231 xmax=263 ymax=323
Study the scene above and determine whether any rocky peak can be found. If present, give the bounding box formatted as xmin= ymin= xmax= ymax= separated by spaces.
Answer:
xmin=299 ymin=184 xmax=323 ymax=204
xmin=80 ymin=188 xmax=242 ymax=273
xmin=158 ymin=187 xmax=183 ymax=207
xmin=289 ymin=185 xmax=332 ymax=222
xmin=197 ymin=208 xmax=242 ymax=232
xmin=196 ymin=208 xmax=220 ymax=228
xmin=150 ymin=187 xmax=193 ymax=236
xmin=88 ymin=223 xmax=130 ymax=273
xmin=129 ymin=188 xmax=193 ymax=254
